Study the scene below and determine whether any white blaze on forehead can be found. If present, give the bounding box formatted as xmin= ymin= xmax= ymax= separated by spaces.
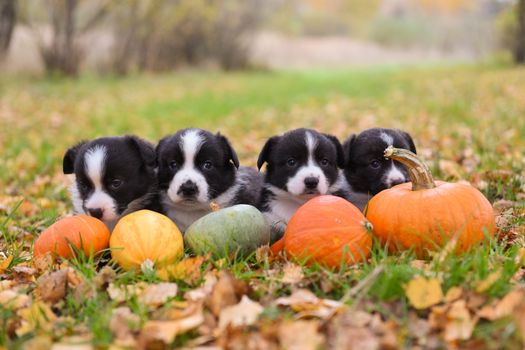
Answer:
xmin=286 ymin=132 xmax=329 ymax=196
xmin=167 ymin=130 xmax=210 ymax=203
xmin=305 ymin=131 xmax=318 ymax=160
xmin=180 ymin=129 xmax=204 ymax=165
xmin=380 ymin=132 xmax=394 ymax=146
xmin=82 ymin=145 xmax=118 ymax=223
xmin=84 ymin=145 xmax=107 ymax=186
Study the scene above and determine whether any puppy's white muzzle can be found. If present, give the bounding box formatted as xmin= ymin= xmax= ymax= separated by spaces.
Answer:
xmin=167 ymin=169 xmax=209 ymax=203
xmin=286 ymin=164 xmax=329 ymax=196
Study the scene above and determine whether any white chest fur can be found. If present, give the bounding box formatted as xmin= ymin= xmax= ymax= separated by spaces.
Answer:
xmin=163 ymin=201 xmax=210 ymax=232
xmin=264 ymin=186 xmax=313 ymax=225
xmin=161 ymin=183 xmax=239 ymax=232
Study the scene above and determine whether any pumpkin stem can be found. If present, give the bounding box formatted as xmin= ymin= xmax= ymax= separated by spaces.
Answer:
xmin=209 ymin=201 xmax=221 ymax=212
xmin=361 ymin=219 xmax=374 ymax=232
xmin=384 ymin=146 xmax=436 ymax=191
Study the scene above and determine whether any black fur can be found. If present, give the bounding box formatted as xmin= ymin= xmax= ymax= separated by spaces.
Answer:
xmin=63 ymin=135 xmax=159 ymax=226
xmin=343 ymin=128 xmax=416 ymax=196
xmin=257 ymin=128 xmax=343 ymax=192
xmin=156 ymin=128 xmax=263 ymax=232
xmin=257 ymin=128 xmax=348 ymax=243
xmin=156 ymin=128 xmax=239 ymax=200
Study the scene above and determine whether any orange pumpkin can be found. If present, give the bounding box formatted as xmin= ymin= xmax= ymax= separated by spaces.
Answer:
xmin=110 ymin=210 xmax=184 ymax=271
xmin=34 ymin=215 xmax=110 ymax=258
xmin=366 ymin=146 xmax=495 ymax=257
xmin=275 ymin=195 xmax=373 ymax=268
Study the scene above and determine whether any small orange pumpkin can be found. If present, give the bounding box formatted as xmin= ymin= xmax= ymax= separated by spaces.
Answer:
xmin=273 ymin=195 xmax=373 ymax=268
xmin=34 ymin=215 xmax=110 ymax=258
xmin=110 ymin=210 xmax=184 ymax=271
xmin=366 ymin=146 xmax=495 ymax=257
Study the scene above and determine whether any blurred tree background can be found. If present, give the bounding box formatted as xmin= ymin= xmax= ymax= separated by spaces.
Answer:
xmin=0 ymin=0 xmax=523 ymax=76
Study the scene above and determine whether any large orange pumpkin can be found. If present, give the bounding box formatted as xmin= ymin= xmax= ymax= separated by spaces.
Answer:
xmin=273 ymin=195 xmax=373 ymax=268
xmin=366 ymin=146 xmax=495 ymax=257
xmin=34 ymin=215 xmax=110 ymax=258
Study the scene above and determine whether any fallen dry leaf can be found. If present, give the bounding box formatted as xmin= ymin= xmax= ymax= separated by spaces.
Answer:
xmin=278 ymin=320 xmax=324 ymax=350
xmin=444 ymin=300 xmax=476 ymax=342
xmin=185 ymin=272 xmax=218 ymax=302
xmin=275 ymin=289 xmax=343 ymax=319
xmin=12 ymin=265 xmax=37 ymax=280
xmin=478 ymin=288 xmax=525 ymax=320
xmin=407 ymin=313 xmax=431 ymax=344
xmin=224 ymin=330 xmax=278 ymax=350
xmin=156 ymin=255 xmax=208 ymax=285
xmin=335 ymin=327 xmax=379 ymax=350
xmin=161 ymin=301 xmax=203 ymax=322
xmin=93 ymin=266 xmax=116 ymax=289
xmin=405 ymin=276 xmax=443 ymax=310
xmin=107 ymin=282 xmax=147 ymax=304
xmin=512 ymin=298 xmax=525 ymax=341
xmin=493 ymin=199 xmax=517 ymax=214
xmin=439 ymin=159 xmax=462 ymax=179
xmin=0 ymin=289 xmax=31 ymax=309
xmin=444 ymin=287 xmax=463 ymax=303
xmin=22 ymin=335 xmax=53 ymax=350
xmin=206 ymin=271 xmax=245 ymax=317
xmin=35 ymin=268 xmax=69 ymax=304
xmin=218 ymin=295 xmax=263 ymax=331
xmin=275 ymin=289 xmax=319 ymax=308
xmin=328 ymin=309 xmax=383 ymax=350
xmin=475 ymin=270 xmax=501 ymax=293
xmin=140 ymin=306 xmax=204 ymax=345
xmin=255 ymin=245 xmax=270 ymax=264
xmin=0 ymin=256 xmax=13 ymax=274
xmin=32 ymin=252 xmax=54 ymax=274
xmin=50 ymin=335 xmax=94 ymax=350
xmin=0 ymin=280 xmax=15 ymax=291
xmin=281 ymin=263 xmax=304 ymax=285
xmin=140 ymin=282 xmax=178 ymax=307
xmin=515 ymin=247 xmax=525 ymax=267
xmin=16 ymin=301 xmax=57 ymax=336
xmin=429 ymin=305 xmax=448 ymax=330
xmin=109 ymin=307 xmax=140 ymax=345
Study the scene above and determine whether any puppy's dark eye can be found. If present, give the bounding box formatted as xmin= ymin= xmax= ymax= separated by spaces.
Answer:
xmin=202 ymin=161 xmax=213 ymax=170
xmin=169 ymin=161 xmax=179 ymax=170
xmin=287 ymin=158 xmax=297 ymax=167
xmin=320 ymin=158 xmax=330 ymax=166
xmin=370 ymin=160 xmax=381 ymax=169
xmin=79 ymin=182 xmax=90 ymax=192
xmin=110 ymin=179 xmax=123 ymax=189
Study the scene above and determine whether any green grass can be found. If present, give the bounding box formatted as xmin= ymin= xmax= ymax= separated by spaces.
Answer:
xmin=0 ymin=64 xmax=525 ymax=348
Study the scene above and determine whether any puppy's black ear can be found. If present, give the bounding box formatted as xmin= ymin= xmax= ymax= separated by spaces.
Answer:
xmin=63 ymin=141 xmax=87 ymax=174
xmin=323 ymin=134 xmax=345 ymax=168
xmin=342 ymin=134 xmax=357 ymax=166
xmin=257 ymin=136 xmax=279 ymax=170
xmin=217 ymin=133 xmax=239 ymax=169
xmin=126 ymin=135 xmax=156 ymax=168
xmin=398 ymin=130 xmax=417 ymax=154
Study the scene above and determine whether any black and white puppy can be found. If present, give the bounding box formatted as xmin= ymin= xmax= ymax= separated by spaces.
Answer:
xmin=343 ymin=127 xmax=417 ymax=211
xmin=156 ymin=128 xmax=263 ymax=232
xmin=257 ymin=128 xmax=348 ymax=242
xmin=63 ymin=135 xmax=159 ymax=230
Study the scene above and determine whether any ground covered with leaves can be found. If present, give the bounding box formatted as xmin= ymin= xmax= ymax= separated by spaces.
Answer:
xmin=1 ymin=65 xmax=525 ymax=349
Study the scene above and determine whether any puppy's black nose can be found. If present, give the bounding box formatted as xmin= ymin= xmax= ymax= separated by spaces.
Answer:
xmin=88 ymin=208 xmax=104 ymax=219
xmin=304 ymin=177 xmax=319 ymax=189
xmin=179 ymin=181 xmax=198 ymax=197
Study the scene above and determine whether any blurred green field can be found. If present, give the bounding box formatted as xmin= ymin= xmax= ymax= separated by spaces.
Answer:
xmin=1 ymin=65 xmax=525 ymax=348
xmin=1 ymin=65 xmax=524 ymax=188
